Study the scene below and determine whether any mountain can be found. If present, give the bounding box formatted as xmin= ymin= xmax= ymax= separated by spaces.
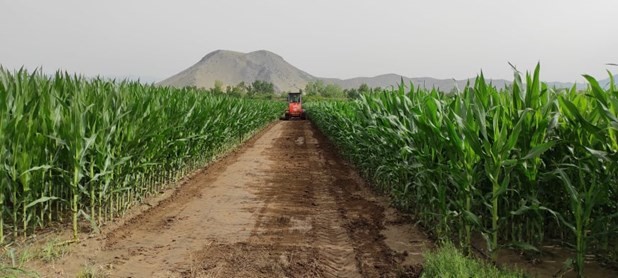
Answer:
xmin=158 ymin=49 xmax=598 ymax=92
xmin=100 ymin=74 xmax=160 ymax=84
xmin=599 ymin=75 xmax=617 ymax=89
xmin=158 ymin=50 xmax=504 ymax=92
xmin=544 ymin=75 xmax=616 ymax=90
xmin=319 ymin=74 xmax=510 ymax=91
xmin=158 ymin=50 xmax=314 ymax=92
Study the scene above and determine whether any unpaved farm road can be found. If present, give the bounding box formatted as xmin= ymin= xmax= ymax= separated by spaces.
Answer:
xmin=39 ymin=121 xmax=430 ymax=277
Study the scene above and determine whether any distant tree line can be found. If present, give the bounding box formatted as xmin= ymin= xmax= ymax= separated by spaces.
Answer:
xmin=304 ymin=80 xmax=378 ymax=100
xmin=210 ymin=80 xmax=275 ymax=97
xmin=191 ymin=80 xmax=380 ymax=101
xmin=205 ymin=80 xmax=276 ymax=98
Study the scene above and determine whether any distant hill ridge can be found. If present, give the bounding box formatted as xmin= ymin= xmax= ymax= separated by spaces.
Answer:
xmin=158 ymin=49 xmax=609 ymax=92
xmin=158 ymin=50 xmax=313 ymax=92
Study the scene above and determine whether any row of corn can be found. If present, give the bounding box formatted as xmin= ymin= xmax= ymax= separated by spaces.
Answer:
xmin=0 ymin=68 xmax=284 ymax=243
xmin=306 ymin=65 xmax=617 ymax=277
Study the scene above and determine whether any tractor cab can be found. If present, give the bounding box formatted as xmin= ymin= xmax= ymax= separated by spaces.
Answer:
xmin=283 ymin=91 xmax=306 ymax=120
xmin=288 ymin=92 xmax=301 ymax=103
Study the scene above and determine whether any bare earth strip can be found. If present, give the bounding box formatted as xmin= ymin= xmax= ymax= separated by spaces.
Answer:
xmin=38 ymin=121 xmax=430 ymax=277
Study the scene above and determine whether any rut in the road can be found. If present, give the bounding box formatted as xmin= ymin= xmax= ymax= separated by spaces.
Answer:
xmin=192 ymin=122 xmax=361 ymax=277
xmin=36 ymin=121 xmax=431 ymax=278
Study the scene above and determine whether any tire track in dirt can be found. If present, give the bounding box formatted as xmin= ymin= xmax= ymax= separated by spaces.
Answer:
xmin=36 ymin=121 xmax=431 ymax=277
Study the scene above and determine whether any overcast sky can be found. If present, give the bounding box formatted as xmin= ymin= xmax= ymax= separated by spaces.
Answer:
xmin=1 ymin=0 xmax=616 ymax=83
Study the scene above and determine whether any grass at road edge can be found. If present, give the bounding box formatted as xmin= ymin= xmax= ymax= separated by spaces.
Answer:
xmin=422 ymin=242 xmax=526 ymax=278
xmin=0 ymin=236 xmax=72 ymax=278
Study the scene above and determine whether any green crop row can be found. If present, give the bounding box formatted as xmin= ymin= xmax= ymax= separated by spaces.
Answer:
xmin=0 ymin=68 xmax=284 ymax=243
xmin=307 ymin=65 xmax=617 ymax=277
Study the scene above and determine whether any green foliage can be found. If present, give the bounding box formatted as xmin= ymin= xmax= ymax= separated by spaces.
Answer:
xmin=0 ymin=246 xmax=39 ymax=277
xmin=37 ymin=238 xmax=68 ymax=263
xmin=344 ymin=88 xmax=359 ymax=99
xmin=304 ymin=80 xmax=325 ymax=96
xmin=225 ymin=82 xmax=248 ymax=97
xmin=306 ymin=81 xmax=374 ymax=99
xmin=322 ymin=83 xmax=344 ymax=98
xmin=304 ymin=80 xmax=344 ymax=98
xmin=248 ymin=80 xmax=275 ymax=95
xmin=207 ymin=80 xmax=276 ymax=97
xmin=0 ymin=266 xmax=38 ymax=278
xmin=212 ymin=80 xmax=224 ymax=94
xmin=422 ymin=242 xmax=525 ymax=278
xmin=0 ymin=68 xmax=284 ymax=243
xmin=307 ymin=65 xmax=618 ymax=277
xmin=358 ymin=83 xmax=370 ymax=94
xmin=345 ymin=83 xmax=372 ymax=100
xmin=76 ymin=264 xmax=106 ymax=278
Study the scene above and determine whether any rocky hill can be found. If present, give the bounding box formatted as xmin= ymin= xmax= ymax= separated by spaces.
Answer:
xmin=159 ymin=50 xmax=594 ymax=92
xmin=158 ymin=50 xmax=314 ymax=92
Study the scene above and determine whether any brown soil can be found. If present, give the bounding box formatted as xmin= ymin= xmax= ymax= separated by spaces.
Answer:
xmin=34 ymin=121 xmax=430 ymax=277
xmin=29 ymin=120 xmax=616 ymax=277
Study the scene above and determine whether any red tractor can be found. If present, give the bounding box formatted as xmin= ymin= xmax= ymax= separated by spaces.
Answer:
xmin=282 ymin=91 xmax=306 ymax=120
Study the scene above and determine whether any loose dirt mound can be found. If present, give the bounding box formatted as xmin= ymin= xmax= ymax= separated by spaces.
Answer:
xmin=37 ymin=121 xmax=430 ymax=277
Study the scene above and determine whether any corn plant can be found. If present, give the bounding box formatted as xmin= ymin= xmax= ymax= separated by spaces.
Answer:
xmin=307 ymin=65 xmax=617 ymax=277
xmin=0 ymin=68 xmax=284 ymax=243
xmin=550 ymin=75 xmax=618 ymax=277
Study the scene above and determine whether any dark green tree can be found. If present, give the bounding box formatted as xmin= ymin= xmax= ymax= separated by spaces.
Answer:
xmin=305 ymin=80 xmax=325 ymax=96
xmin=345 ymin=88 xmax=360 ymax=99
xmin=211 ymin=80 xmax=224 ymax=94
xmin=358 ymin=83 xmax=370 ymax=94
xmin=322 ymin=84 xmax=344 ymax=98
xmin=250 ymin=80 xmax=275 ymax=95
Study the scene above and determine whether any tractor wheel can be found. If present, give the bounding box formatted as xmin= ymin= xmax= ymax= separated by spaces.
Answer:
xmin=300 ymin=112 xmax=306 ymax=120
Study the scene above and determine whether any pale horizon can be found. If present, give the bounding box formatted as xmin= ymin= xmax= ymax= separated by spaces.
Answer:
xmin=1 ymin=0 xmax=617 ymax=83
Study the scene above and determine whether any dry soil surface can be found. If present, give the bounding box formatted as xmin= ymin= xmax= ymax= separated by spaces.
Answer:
xmin=38 ymin=121 xmax=430 ymax=277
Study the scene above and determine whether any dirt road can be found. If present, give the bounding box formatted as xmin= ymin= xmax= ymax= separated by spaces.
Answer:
xmin=41 ymin=121 xmax=430 ymax=277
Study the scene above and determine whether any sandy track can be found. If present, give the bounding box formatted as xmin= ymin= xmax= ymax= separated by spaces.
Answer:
xmin=40 ymin=121 xmax=430 ymax=277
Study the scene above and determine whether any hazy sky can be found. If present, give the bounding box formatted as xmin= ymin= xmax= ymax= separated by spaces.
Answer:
xmin=1 ymin=0 xmax=617 ymax=82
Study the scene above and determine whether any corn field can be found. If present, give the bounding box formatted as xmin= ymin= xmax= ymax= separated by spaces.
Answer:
xmin=0 ymin=68 xmax=283 ymax=243
xmin=307 ymin=65 xmax=617 ymax=277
